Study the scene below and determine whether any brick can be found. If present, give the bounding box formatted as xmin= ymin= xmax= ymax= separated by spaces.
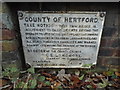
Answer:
xmin=98 ymin=48 xmax=120 ymax=56
xmin=0 ymin=41 xmax=2 ymax=51
xmin=2 ymin=40 xmax=18 ymax=51
xmin=111 ymin=38 xmax=120 ymax=47
xmin=102 ymin=27 xmax=118 ymax=37
xmin=104 ymin=58 xmax=119 ymax=66
xmin=104 ymin=14 xmax=119 ymax=26
xmin=97 ymin=56 xmax=120 ymax=67
xmin=100 ymin=38 xmax=120 ymax=48
xmin=112 ymin=48 xmax=120 ymax=57
xmin=98 ymin=48 xmax=113 ymax=56
xmin=2 ymin=51 xmax=18 ymax=61
xmin=0 ymin=29 xmax=15 ymax=40
xmin=100 ymin=38 xmax=107 ymax=47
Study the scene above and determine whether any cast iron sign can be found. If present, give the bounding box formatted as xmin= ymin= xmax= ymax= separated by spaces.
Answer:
xmin=18 ymin=11 xmax=106 ymax=68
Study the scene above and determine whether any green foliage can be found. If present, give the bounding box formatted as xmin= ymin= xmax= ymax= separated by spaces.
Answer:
xmin=29 ymin=79 xmax=37 ymax=88
xmin=87 ymin=85 xmax=92 ymax=88
xmin=57 ymin=85 xmax=63 ymax=89
xmin=15 ymin=81 xmax=25 ymax=88
xmin=111 ymin=75 xmax=117 ymax=79
xmin=82 ymin=64 xmax=93 ymax=67
xmin=27 ymin=67 xmax=35 ymax=74
xmin=2 ymin=70 xmax=10 ymax=76
xmin=2 ymin=66 xmax=19 ymax=82
xmin=79 ymin=74 xmax=84 ymax=80
xmin=44 ymin=81 xmax=51 ymax=86
xmin=23 ymin=83 xmax=28 ymax=89
xmin=98 ymin=78 xmax=108 ymax=88
xmin=2 ymin=65 xmax=120 ymax=89
xmin=105 ymin=71 xmax=114 ymax=76
xmin=38 ymin=76 xmax=46 ymax=82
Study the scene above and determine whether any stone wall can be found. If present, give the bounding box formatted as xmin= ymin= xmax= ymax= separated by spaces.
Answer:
xmin=1 ymin=2 xmax=120 ymax=71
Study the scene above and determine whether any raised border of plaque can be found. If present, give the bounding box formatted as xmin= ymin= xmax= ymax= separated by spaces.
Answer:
xmin=18 ymin=11 xmax=106 ymax=68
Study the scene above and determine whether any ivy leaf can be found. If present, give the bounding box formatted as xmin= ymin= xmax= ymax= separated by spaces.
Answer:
xmin=38 ymin=76 xmax=45 ymax=82
xmin=29 ymin=79 xmax=37 ymax=88
xmin=15 ymin=81 xmax=25 ymax=88
xmin=11 ymin=77 xmax=18 ymax=82
xmin=10 ymin=67 xmax=19 ymax=73
xmin=57 ymin=85 xmax=63 ymax=89
xmin=111 ymin=75 xmax=117 ymax=79
xmin=87 ymin=85 xmax=92 ymax=88
xmin=103 ymin=71 xmax=114 ymax=76
xmin=23 ymin=83 xmax=28 ymax=89
xmin=44 ymin=81 xmax=51 ymax=86
xmin=98 ymin=83 xmax=107 ymax=88
xmin=79 ymin=74 xmax=84 ymax=80
xmin=2 ymin=71 xmax=10 ymax=76
xmin=98 ymin=78 xmax=108 ymax=88
xmin=27 ymin=67 xmax=35 ymax=74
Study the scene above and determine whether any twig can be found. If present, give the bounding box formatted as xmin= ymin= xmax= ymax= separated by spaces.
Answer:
xmin=0 ymin=85 xmax=11 ymax=89
xmin=56 ymin=79 xmax=66 ymax=88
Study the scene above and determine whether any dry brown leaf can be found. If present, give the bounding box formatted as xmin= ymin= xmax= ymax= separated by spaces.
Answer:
xmin=0 ymin=79 xmax=2 ymax=87
xmin=53 ymin=81 xmax=61 ymax=87
xmin=0 ymin=79 xmax=10 ymax=87
xmin=70 ymin=75 xmax=80 ymax=87
xmin=113 ymin=78 xmax=120 ymax=82
xmin=115 ymin=72 xmax=120 ymax=77
xmin=42 ymin=72 xmax=52 ymax=77
xmin=46 ymin=77 xmax=53 ymax=82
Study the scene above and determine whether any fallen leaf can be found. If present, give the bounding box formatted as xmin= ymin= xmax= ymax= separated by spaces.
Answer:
xmin=38 ymin=76 xmax=45 ymax=82
xmin=111 ymin=74 xmax=117 ymax=79
xmin=27 ymin=67 xmax=35 ymax=74
xmin=0 ymin=79 xmax=2 ymax=87
xmin=87 ymin=85 xmax=92 ymax=88
xmin=37 ymin=83 xmax=42 ymax=88
xmin=53 ymin=81 xmax=61 ymax=87
xmin=92 ymin=78 xmax=99 ymax=82
xmin=112 ymin=83 xmax=120 ymax=88
xmin=79 ymin=74 xmax=84 ymax=80
xmin=15 ymin=81 xmax=25 ymax=88
xmin=57 ymin=69 xmax=70 ymax=81
xmin=0 ymin=78 xmax=11 ymax=87
xmin=70 ymin=75 xmax=80 ymax=87
xmin=44 ymin=81 xmax=51 ymax=86
xmin=113 ymin=78 xmax=120 ymax=82
xmin=103 ymin=71 xmax=114 ymax=76
xmin=23 ymin=83 xmax=28 ymax=89
xmin=46 ymin=77 xmax=53 ymax=82
xmin=115 ymin=72 xmax=120 ymax=77
xmin=42 ymin=72 xmax=51 ymax=77
xmin=75 ymin=70 xmax=80 ymax=76
xmin=95 ymin=74 xmax=105 ymax=79
xmin=29 ymin=79 xmax=37 ymax=88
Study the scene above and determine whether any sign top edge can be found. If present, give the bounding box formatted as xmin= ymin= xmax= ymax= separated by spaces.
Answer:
xmin=18 ymin=11 xmax=106 ymax=14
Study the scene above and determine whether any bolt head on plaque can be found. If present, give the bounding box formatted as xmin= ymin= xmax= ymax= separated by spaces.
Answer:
xmin=18 ymin=11 xmax=24 ymax=20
